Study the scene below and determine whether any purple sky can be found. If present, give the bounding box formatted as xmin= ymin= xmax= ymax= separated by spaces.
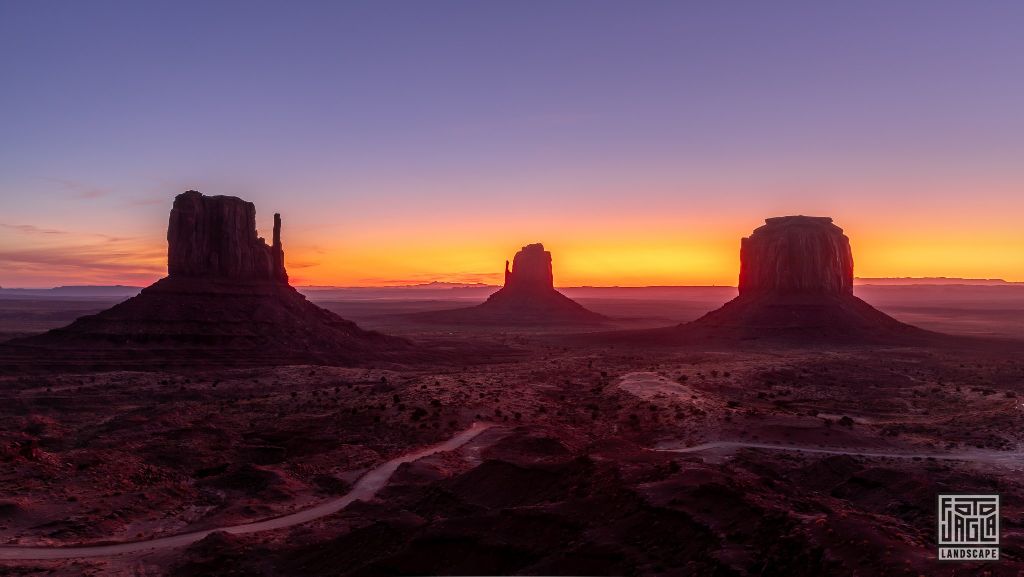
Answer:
xmin=1 ymin=1 xmax=1022 ymax=287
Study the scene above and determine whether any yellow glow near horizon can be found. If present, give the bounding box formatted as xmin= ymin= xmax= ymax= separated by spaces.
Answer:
xmin=2 ymin=212 xmax=1022 ymax=288
xmin=285 ymin=233 xmax=1024 ymax=287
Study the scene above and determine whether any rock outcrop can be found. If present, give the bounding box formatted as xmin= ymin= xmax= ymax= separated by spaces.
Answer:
xmin=167 ymin=191 xmax=287 ymax=282
xmin=682 ymin=215 xmax=926 ymax=343
xmin=606 ymin=216 xmax=929 ymax=345
xmin=738 ymin=216 xmax=853 ymax=296
xmin=503 ymin=243 xmax=554 ymax=293
xmin=413 ymin=243 xmax=606 ymax=325
xmin=4 ymin=191 xmax=409 ymax=368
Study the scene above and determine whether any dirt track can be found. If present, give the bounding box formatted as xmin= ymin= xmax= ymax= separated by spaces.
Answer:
xmin=0 ymin=422 xmax=494 ymax=560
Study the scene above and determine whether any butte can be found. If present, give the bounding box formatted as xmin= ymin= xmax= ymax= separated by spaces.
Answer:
xmin=3 ymin=190 xmax=408 ymax=368
xmin=620 ymin=216 xmax=930 ymax=344
xmin=414 ymin=243 xmax=607 ymax=326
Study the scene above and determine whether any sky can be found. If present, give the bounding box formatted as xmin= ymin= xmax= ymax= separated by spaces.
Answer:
xmin=1 ymin=1 xmax=1022 ymax=288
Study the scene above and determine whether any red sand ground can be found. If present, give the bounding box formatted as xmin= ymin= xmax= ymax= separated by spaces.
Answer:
xmin=0 ymin=289 xmax=1022 ymax=576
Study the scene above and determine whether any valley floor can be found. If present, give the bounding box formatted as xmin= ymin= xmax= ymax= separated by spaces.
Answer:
xmin=1 ymin=292 xmax=1022 ymax=575
xmin=1 ymin=332 xmax=1022 ymax=576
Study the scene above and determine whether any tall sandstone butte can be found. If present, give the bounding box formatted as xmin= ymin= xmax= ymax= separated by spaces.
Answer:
xmin=617 ymin=215 xmax=929 ymax=344
xmin=738 ymin=216 xmax=853 ymax=296
xmin=167 ymin=190 xmax=287 ymax=282
xmin=415 ymin=243 xmax=606 ymax=325
xmin=7 ymin=190 xmax=406 ymax=367
xmin=502 ymin=243 xmax=555 ymax=293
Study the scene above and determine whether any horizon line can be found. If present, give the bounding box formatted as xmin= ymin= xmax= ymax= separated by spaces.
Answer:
xmin=2 ymin=276 xmax=1023 ymax=292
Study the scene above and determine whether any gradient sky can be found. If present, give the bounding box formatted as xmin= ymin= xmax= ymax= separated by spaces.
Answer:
xmin=1 ymin=1 xmax=1022 ymax=287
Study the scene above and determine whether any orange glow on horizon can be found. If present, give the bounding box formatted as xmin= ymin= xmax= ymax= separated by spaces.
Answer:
xmin=2 ymin=211 xmax=1022 ymax=288
xmin=286 ymin=227 xmax=1024 ymax=287
xmin=3 ymin=238 xmax=1022 ymax=288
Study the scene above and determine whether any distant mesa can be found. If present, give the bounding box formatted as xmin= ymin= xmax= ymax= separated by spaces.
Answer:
xmin=413 ymin=243 xmax=607 ymax=325
xmin=855 ymin=277 xmax=1021 ymax=286
xmin=617 ymin=215 xmax=930 ymax=344
xmin=4 ymin=190 xmax=408 ymax=368
xmin=0 ymin=285 xmax=143 ymax=298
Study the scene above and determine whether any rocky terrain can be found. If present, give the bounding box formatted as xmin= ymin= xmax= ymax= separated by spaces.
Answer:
xmin=0 ymin=335 xmax=1022 ymax=576
xmin=412 ymin=243 xmax=607 ymax=326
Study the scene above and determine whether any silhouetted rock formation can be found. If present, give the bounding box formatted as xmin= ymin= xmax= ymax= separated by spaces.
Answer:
xmin=4 ymin=191 xmax=408 ymax=368
xmin=167 ymin=191 xmax=288 ymax=282
xmin=503 ymin=243 xmax=555 ymax=292
xmin=687 ymin=216 xmax=927 ymax=342
xmin=739 ymin=216 xmax=853 ymax=296
xmin=413 ymin=243 xmax=606 ymax=326
xmin=609 ymin=216 xmax=929 ymax=345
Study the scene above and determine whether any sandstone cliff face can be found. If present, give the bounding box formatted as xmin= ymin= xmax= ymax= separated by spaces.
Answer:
xmin=738 ymin=216 xmax=853 ymax=296
xmin=623 ymin=215 xmax=928 ymax=344
xmin=167 ymin=190 xmax=287 ymax=282
xmin=503 ymin=243 xmax=555 ymax=293
xmin=10 ymin=190 xmax=413 ymax=367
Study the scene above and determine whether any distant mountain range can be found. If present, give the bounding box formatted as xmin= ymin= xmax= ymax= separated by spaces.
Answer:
xmin=854 ymin=277 xmax=1022 ymax=286
xmin=301 ymin=281 xmax=497 ymax=290
xmin=0 ymin=285 xmax=144 ymax=298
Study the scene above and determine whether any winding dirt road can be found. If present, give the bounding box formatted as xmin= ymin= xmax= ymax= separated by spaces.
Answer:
xmin=656 ymin=440 xmax=1024 ymax=464
xmin=0 ymin=422 xmax=494 ymax=561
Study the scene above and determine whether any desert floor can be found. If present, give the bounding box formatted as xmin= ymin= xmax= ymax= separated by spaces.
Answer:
xmin=0 ymin=286 xmax=1022 ymax=576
